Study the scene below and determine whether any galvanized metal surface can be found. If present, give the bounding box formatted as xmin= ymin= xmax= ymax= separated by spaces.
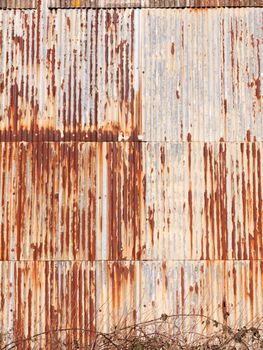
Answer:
xmin=0 ymin=8 xmax=262 ymax=141
xmin=48 ymin=0 xmax=263 ymax=8
xmin=0 ymin=2 xmax=262 ymax=348
xmin=142 ymin=8 xmax=263 ymax=141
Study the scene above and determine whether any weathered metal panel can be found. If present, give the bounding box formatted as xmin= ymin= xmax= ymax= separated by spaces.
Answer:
xmin=0 ymin=0 xmax=36 ymax=8
xmin=144 ymin=141 xmax=263 ymax=260
xmin=0 ymin=141 xmax=261 ymax=261
xmin=142 ymin=8 xmax=263 ymax=141
xmin=0 ymin=8 xmax=261 ymax=141
xmin=96 ymin=261 xmax=263 ymax=332
xmin=0 ymin=261 xmax=96 ymax=349
xmin=0 ymin=142 xmax=145 ymax=260
xmin=0 ymin=261 xmax=263 ymax=347
xmin=48 ymin=0 xmax=263 ymax=8
xmin=0 ymin=8 xmax=142 ymax=141
xmin=0 ymin=9 xmax=39 ymax=141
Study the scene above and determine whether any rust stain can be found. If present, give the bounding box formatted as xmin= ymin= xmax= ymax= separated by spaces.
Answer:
xmin=187 ymin=133 xmax=193 ymax=256
xmin=171 ymin=42 xmax=175 ymax=55
xmin=148 ymin=205 xmax=155 ymax=245
xmin=255 ymin=39 xmax=261 ymax=103
xmin=106 ymin=142 xmax=144 ymax=260
xmin=160 ymin=145 xmax=165 ymax=167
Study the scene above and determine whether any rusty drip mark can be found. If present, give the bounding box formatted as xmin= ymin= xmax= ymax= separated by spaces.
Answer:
xmin=15 ymin=144 xmax=27 ymax=261
xmin=72 ymin=144 xmax=80 ymax=260
xmin=47 ymin=46 xmax=57 ymax=98
xmin=176 ymin=90 xmax=180 ymax=99
xmin=110 ymin=262 xmax=135 ymax=326
xmin=255 ymin=39 xmax=261 ymax=103
xmin=148 ymin=205 xmax=155 ymax=246
xmin=106 ymin=143 xmax=119 ymax=260
xmin=106 ymin=142 xmax=144 ymax=260
xmin=219 ymin=143 xmax=228 ymax=260
xmin=187 ymin=133 xmax=193 ymax=257
xmin=134 ymin=143 xmax=144 ymax=260
xmin=222 ymin=295 xmax=229 ymax=321
xmin=160 ymin=145 xmax=165 ymax=167
xmin=224 ymin=99 xmax=227 ymax=115
xmin=209 ymin=147 xmax=216 ymax=260
xmin=162 ymin=261 xmax=168 ymax=290
xmin=231 ymin=164 xmax=236 ymax=260
xmin=246 ymin=141 xmax=253 ymax=260
xmin=202 ymin=143 xmax=212 ymax=260
xmin=252 ymin=142 xmax=258 ymax=260
xmin=181 ymin=23 xmax=184 ymax=49
xmin=240 ymin=143 xmax=247 ymax=260
xmin=89 ymin=146 xmax=97 ymax=261
xmin=72 ymin=50 xmax=77 ymax=140
xmin=230 ymin=22 xmax=235 ymax=96
xmin=36 ymin=0 xmax=41 ymax=65
xmin=13 ymin=266 xmax=25 ymax=342
xmin=171 ymin=42 xmax=175 ymax=55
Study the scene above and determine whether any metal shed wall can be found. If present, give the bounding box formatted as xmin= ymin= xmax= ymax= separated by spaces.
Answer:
xmin=0 ymin=1 xmax=262 ymax=348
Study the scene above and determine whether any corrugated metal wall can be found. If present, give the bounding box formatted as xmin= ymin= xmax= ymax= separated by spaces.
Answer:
xmin=48 ymin=0 xmax=263 ymax=8
xmin=0 ymin=0 xmax=262 ymax=348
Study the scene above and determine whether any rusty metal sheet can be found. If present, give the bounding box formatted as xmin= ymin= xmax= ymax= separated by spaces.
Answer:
xmin=0 ymin=142 xmax=145 ymax=260
xmin=48 ymin=0 xmax=263 ymax=8
xmin=0 ymin=0 xmax=36 ymax=8
xmin=0 ymin=8 xmax=262 ymax=141
xmin=144 ymin=141 xmax=263 ymax=260
xmin=0 ymin=261 xmax=96 ymax=349
xmin=0 ymin=261 xmax=262 ymax=347
xmin=0 ymin=9 xmax=142 ymax=141
xmin=0 ymin=141 xmax=261 ymax=261
xmin=96 ymin=261 xmax=263 ymax=333
xmin=141 ymin=8 xmax=263 ymax=141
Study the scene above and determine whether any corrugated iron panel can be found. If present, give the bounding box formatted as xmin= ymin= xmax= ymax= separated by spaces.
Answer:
xmin=0 ymin=142 xmax=145 ymax=260
xmin=96 ymin=261 xmax=263 ymax=332
xmin=144 ymin=141 xmax=263 ymax=260
xmin=0 ymin=261 xmax=96 ymax=349
xmin=142 ymin=8 xmax=263 ymax=141
xmin=0 ymin=8 xmax=262 ymax=141
xmin=48 ymin=0 xmax=263 ymax=8
xmin=0 ymin=0 xmax=36 ymax=8
xmin=0 ymin=8 xmax=43 ymax=141
xmin=0 ymin=8 xmax=142 ymax=141
xmin=0 ymin=261 xmax=262 ymax=347
xmin=0 ymin=141 xmax=261 ymax=261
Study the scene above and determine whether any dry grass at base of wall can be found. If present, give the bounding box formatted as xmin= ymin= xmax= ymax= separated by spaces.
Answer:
xmin=1 ymin=314 xmax=263 ymax=350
